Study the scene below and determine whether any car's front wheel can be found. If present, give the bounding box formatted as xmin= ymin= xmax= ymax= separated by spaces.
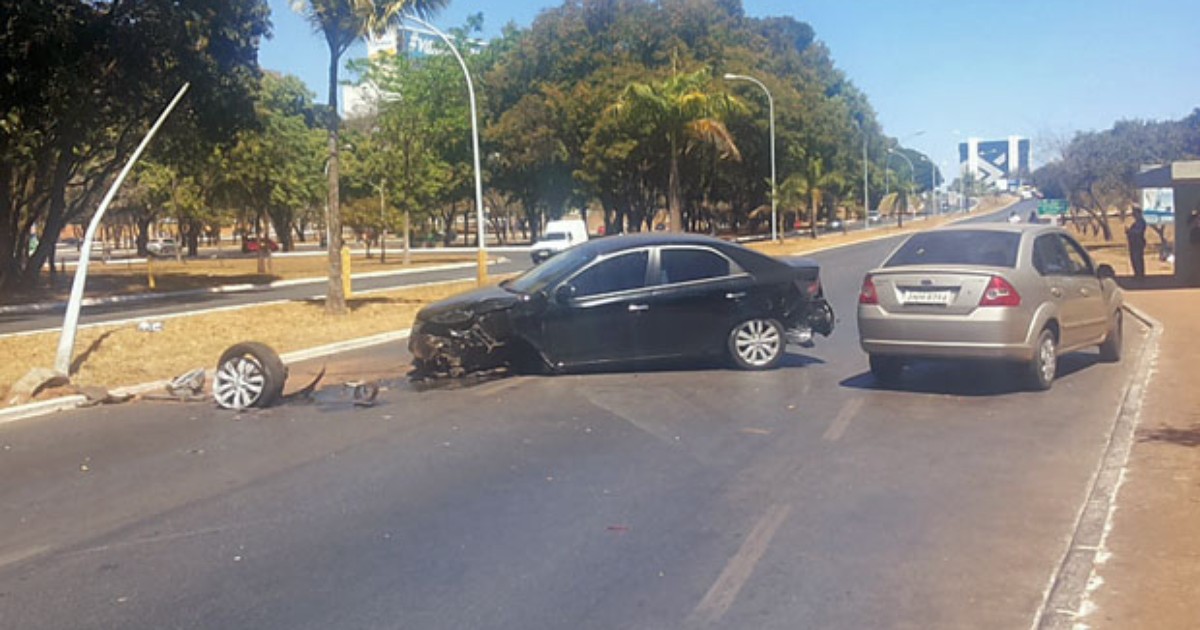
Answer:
xmin=728 ymin=318 xmax=784 ymax=370
xmin=1025 ymin=328 xmax=1057 ymax=391
xmin=213 ymin=342 xmax=287 ymax=409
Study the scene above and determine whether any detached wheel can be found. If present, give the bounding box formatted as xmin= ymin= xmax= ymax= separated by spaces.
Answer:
xmin=1098 ymin=310 xmax=1122 ymax=363
xmin=869 ymin=354 xmax=904 ymax=385
xmin=1025 ymin=328 xmax=1057 ymax=391
xmin=728 ymin=318 xmax=785 ymax=370
xmin=214 ymin=342 xmax=287 ymax=409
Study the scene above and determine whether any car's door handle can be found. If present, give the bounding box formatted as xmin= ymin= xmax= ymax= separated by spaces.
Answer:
xmin=1051 ymin=287 xmax=1064 ymax=298
xmin=725 ymin=292 xmax=746 ymax=300
xmin=628 ymin=304 xmax=649 ymax=312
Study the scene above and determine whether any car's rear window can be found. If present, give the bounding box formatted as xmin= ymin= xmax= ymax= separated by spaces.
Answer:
xmin=885 ymin=230 xmax=1021 ymax=268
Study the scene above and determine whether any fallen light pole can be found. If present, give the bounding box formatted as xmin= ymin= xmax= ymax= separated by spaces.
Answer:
xmin=54 ymin=83 xmax=190 ymax=377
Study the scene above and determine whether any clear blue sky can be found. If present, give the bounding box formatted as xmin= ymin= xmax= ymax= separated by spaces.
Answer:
xmin=261 ymin=0 xmax=1200 ymax=176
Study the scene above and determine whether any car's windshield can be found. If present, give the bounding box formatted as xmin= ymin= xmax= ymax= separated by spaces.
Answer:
xmin=885 ymin=230 xmax=1021 ymax=268
xmin=506 ymin=247 xmax=596 ymax=294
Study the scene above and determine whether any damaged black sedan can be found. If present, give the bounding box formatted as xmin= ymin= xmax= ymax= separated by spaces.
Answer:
xmin=409 ymin=233 xmax=834 ymax=380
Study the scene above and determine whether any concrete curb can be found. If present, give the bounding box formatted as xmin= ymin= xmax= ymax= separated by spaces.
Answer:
xmin=1032 ymin=303 xmax=1162 ymax=629
xmin=0 ymin=330 xmax=414 ymax=426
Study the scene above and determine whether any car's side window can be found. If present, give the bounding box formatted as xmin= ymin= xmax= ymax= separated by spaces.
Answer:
xmin=1058 ymin=235 xmax=1095 ymax=276
xmin=570 ymin=250 xmax=649 ymax=297
xmin=1033 ymin=234 xmax=1070 ymax=275
xmin=658 ymin=248 xmax=734 ymax=284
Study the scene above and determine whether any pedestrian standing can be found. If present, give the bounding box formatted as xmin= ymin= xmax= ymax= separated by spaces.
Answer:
xmin=1126 ymin=206 xmax=1147 ymax=279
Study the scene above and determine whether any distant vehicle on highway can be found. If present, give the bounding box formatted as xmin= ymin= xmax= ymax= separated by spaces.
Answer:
xmin=146 ymin=238 xmax=178 ymax=257
xmin=242 ymin=236 xmax=279 ymax=254
xmin=410 ymin=233 xmax=835 ymax=379
xmin=530 ymin=219 xmax=589 ymax=264
xmin=857 ymin=224 xmax=1123 ymax=390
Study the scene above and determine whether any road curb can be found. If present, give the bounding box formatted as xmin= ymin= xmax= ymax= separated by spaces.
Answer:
xmin=1032 ymin=303 xmax=1162 ymax=629
xmin=0 ymin=330 xmax=414 ymax=426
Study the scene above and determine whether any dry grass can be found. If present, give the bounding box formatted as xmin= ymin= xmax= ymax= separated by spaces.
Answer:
xmin=1 ymin=279 xmax=484 ymax=403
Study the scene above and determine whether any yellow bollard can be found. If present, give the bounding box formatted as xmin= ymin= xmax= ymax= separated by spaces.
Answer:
xmin=341 ymin=245 xmax=352 ymax=298
xmin=147 ymin=255 xmax=156 ymax=290
xmin=476 ymin=249 xmax=489 ymax=285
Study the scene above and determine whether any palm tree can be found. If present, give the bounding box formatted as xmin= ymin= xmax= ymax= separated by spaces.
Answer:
xmin=611 ymin=68 xmax=743 ymax=233
xmin=292 ymin=0 xmax=446 ymax=314
xmin=781 ymin=150 xmax=844 ymax=239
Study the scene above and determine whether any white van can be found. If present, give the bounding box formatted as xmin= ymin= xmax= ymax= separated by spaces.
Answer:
xmin=530 ymin=219 xmax=589 ymax=263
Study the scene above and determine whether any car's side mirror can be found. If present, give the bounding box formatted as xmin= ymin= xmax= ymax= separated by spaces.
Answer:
xmin=554 ymin=284 xmax=577 ymax=304
xmin=1097 ymin=263 xmax=1116 ymax=280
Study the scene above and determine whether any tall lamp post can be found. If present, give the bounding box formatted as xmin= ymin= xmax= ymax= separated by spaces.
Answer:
xmin=724 ymin=73 xmax=776 ymax=241
xmin=403 ymin=16 xmax=488 ymax=284
xmin=887 ymin=149 xmax=914 ymax=229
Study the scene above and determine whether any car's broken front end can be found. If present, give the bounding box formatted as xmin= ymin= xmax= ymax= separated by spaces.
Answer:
xmin=408 ymin=286 xmax=534 ymax=381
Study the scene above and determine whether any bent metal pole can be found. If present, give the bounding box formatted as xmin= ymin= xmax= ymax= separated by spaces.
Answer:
xmin=54 ymin=83 xmax=191 ymax=376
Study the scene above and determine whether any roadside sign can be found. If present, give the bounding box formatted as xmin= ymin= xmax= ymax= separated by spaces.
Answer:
xmin=1037 ymin=199 xmax=1068 ymax=216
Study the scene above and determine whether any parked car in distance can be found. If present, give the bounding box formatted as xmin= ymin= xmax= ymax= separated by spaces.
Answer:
xmin=530 ymin=219 xmax=589 ymax=263
xmin=856 ymin=224 xmax=1123 ymax=390
xmin=146 ymin=238 xmax=178 ymax=257
xmin=411 ymin=233 xmax=835 ymax=379
xmin=242 ymin=236 xmax=279 ymax=253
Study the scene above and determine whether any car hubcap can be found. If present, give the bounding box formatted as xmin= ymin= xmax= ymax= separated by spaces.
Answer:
xmin=214 ymin=356 xmax=266 ymax=409
xmin=1039 ymin=338 xmax=1056 ymax=383
xmin=735 ymin=320 xmax=780 ymax=366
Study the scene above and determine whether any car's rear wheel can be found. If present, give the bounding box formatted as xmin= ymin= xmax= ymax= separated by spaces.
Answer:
xmin=1098 ymin=310 xmax=1122 ymax=363
xmin=728 ymin=318 xmax=784 ymax=370
xmin=214 ymin=342 xmax=287 ymax=409
xmin=869 ymin=354 xmax=904 ymax=385
xmin=1025 ymin=328 xmax=1057 ymax=391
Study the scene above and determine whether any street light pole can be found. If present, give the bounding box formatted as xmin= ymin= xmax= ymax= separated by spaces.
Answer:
xmin=403 ymin=16 xmax=488 ymax=284
xmin=724 ymin=73 xmax=776 ymax=241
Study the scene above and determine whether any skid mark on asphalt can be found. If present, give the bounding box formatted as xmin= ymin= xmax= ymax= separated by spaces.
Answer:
xmin=687 ymin=503 xmax=792 ymax=627
xmin=822 ymin=398 xmax=863 ymax=442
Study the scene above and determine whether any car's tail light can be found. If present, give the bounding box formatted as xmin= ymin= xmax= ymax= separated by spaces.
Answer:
xmin=806 ymin=277 xmax=822 ymax=298
xmin=858 ymin=276 xmax=878 ymax=305
xmin=979 ymin=275 xmax=1021 ymax=307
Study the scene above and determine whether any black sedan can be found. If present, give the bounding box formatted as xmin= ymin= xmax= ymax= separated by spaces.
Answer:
xmin=408 ymin=233 xmax=834 ymax=379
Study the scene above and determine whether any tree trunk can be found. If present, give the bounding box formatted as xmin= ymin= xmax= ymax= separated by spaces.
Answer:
xmin=324 ymin=38 xmax=347 ymax=315
xmin=668 ymin=144 xmax=683 ymax=232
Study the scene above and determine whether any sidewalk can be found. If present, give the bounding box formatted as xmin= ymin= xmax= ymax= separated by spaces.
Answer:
xmin=1088 ymin=281 xmax=1200 ymax=628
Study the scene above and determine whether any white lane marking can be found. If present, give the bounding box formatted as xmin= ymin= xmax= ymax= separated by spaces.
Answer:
xmin=822 ymin=398 xmax=863 ymax=442
xmin=688 ymin=503 xmax=792 ymax=627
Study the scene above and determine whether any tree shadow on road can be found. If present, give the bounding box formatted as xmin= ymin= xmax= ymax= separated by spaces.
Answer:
xmin=1137 ymin=423 xmax=1200 ymax=448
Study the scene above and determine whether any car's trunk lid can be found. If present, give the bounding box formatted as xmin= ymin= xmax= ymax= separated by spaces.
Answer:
xmin=867 ymin=266 xmax=1000 ymax=316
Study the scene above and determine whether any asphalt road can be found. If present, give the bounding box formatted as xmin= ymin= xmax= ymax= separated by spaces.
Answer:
xmin=0 ymin=200 xmax=1139 ymax=629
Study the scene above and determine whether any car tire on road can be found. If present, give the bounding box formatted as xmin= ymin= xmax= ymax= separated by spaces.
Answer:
xmin=869 ymin=354 xmax=904 ymax=385
xmin=1098 ymin=310 xmax=1122 ymax=363
xmin=1025 ymin=328 xmax=1057 ymax=391
xmin=728 ymin=318 xmax=785 ymax=370
xmin=214 ymin=342 xmax=287 ymax=410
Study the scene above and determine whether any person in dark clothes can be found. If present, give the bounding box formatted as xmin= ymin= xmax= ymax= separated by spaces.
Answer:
xmin=1126 ymin=206 xmax=1147 ymax=279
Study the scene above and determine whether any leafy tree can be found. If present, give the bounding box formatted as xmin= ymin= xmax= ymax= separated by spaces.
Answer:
xmin=0 ymin=0 xmax=269 ymax=296
xmin=290 ymin=0 xmax=446 ymax=314
xmin=610 ymin=67 xmax=743 ymax=232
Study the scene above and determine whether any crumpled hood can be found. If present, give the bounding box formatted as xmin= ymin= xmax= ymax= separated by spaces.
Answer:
xmin=416 ymin=285 xmax=522 ymax=325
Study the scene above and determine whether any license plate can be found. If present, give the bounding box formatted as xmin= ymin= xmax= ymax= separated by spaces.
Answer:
xmin=903 ymin=289 xmax=954 ymax=305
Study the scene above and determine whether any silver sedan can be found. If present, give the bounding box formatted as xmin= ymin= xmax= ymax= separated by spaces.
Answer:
xmin=856 ymin=224 xmax=1123 ymax=390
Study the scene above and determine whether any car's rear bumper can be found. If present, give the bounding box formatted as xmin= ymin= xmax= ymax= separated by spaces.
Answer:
xmin=857 ymin=305 xmax=1035 ymax=361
